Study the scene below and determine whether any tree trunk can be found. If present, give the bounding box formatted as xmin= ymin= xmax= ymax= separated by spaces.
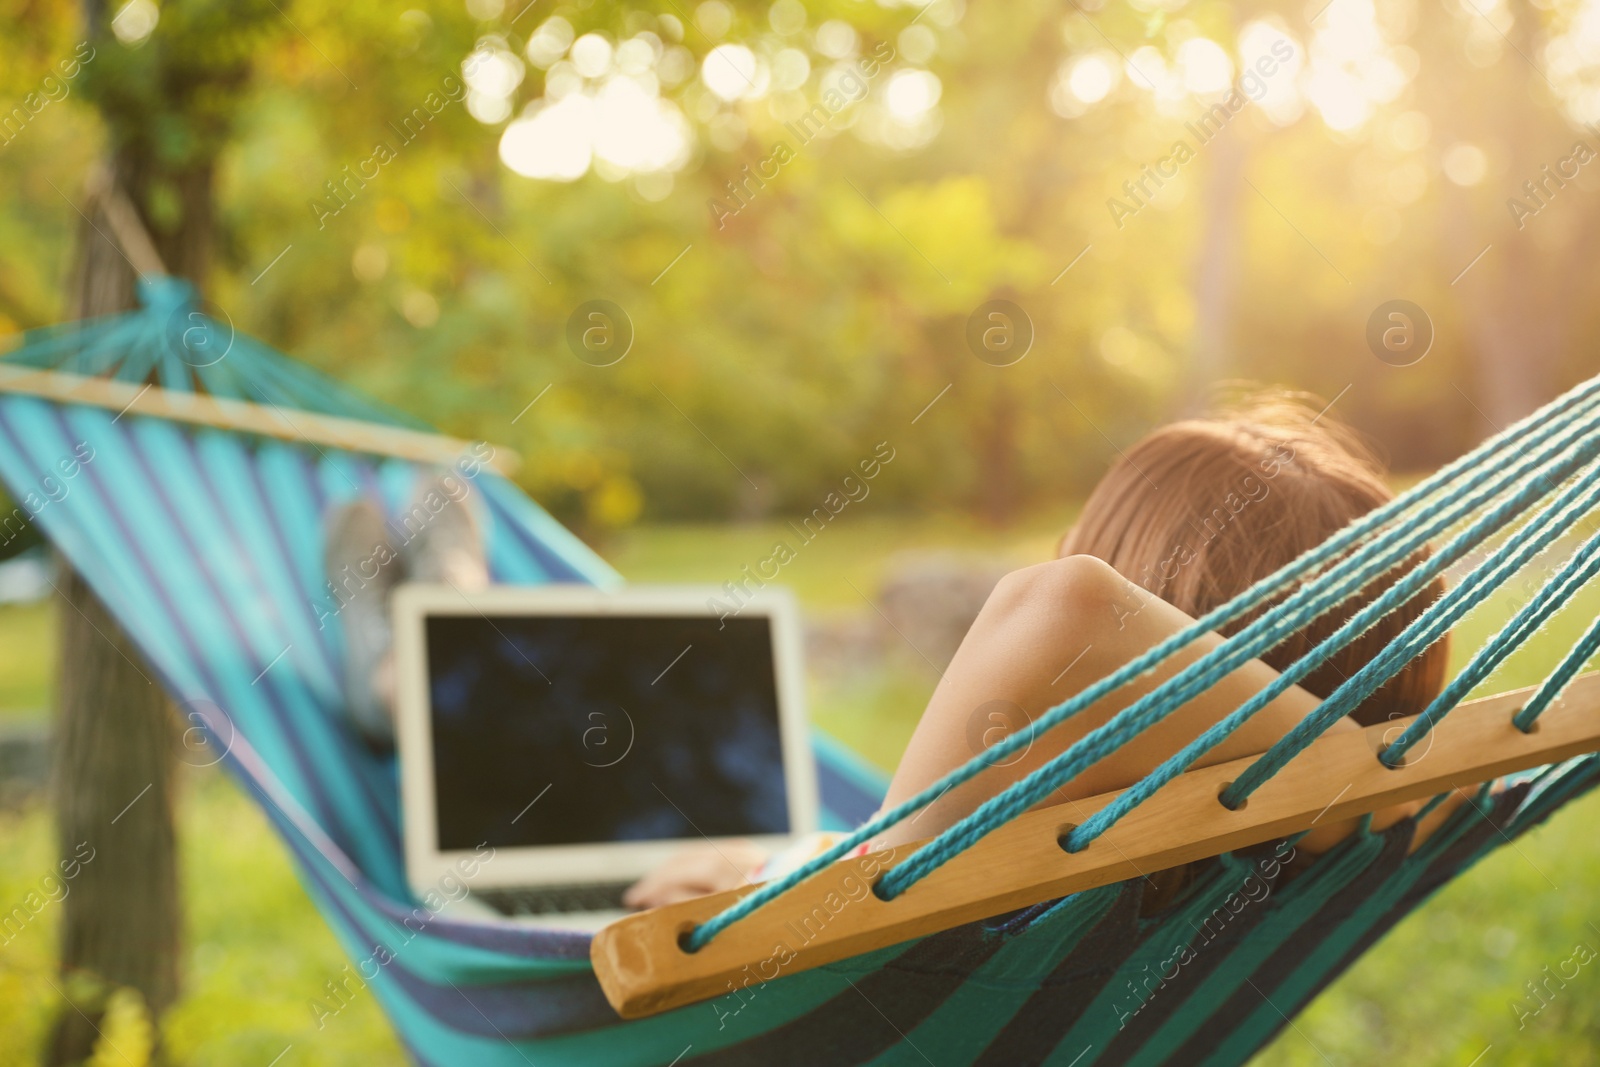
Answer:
xmin=45 ymin=182 xmax=185 ymax=1064
xmin=41 ymin=0 xmax=256 ymax=1051
xmin=47 ymin=574 xmax=179 ymax=1062
xmin=1184 ymin=131 xmax=1246 ymax=412
xmin=1460 ymin=236 xmax=1572 ymax=427
xmin=1439 ymin=0 xmax=1587 ymax=427
xmin=977 ymin=381 xmax=1018 ymax=524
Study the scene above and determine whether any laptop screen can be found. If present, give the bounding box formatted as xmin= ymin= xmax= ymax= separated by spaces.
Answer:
xmin=424 ymin=612 xmax=791 ymax=852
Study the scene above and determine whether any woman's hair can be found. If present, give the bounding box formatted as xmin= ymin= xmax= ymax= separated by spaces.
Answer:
xmin=1059 ymin=393 xmax=1447 ymax=727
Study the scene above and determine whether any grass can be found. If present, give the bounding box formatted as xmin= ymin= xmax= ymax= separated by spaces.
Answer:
xmin=1 ymin=508 xmax=1598 ymax=1064
xmin=0 ymin=771 xmax=407 ymax=1065
xmin=1253 ymin=789 xmax=1600 ymax=1066
xmin=0 ymin=600 xmax=52 ymax=722
xmin=602 ymin=506 xmax=1078 ymax=612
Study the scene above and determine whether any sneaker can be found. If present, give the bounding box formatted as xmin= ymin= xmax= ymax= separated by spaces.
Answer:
xmin=397 ymin=475 xmax=489 ymax=591
xmin=324 ymin=498 xmax=402 ymax=748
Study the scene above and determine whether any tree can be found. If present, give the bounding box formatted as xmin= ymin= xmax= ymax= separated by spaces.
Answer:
xmin=46 ymin=2 xmax=274 ymax=1057
xmin=1420 ymin=0 xmax=1600 ymax=427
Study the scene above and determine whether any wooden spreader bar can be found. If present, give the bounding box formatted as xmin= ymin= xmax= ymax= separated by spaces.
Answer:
xmin=0 ymin=365 xmax=519 ymax=475
xmin=592 ymin=672 xmax=1600 ymax=1019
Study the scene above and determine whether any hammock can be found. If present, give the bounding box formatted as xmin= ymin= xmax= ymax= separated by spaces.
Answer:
xmin=1 ymin=276 xmax=1596 ymax=1066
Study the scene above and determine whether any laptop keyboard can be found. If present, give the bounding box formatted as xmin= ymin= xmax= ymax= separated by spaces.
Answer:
xmin=479 ymin=881 xmax=634 ymax=917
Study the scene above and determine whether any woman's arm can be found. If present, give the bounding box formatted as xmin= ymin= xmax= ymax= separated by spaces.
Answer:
xmin=874 ymin=554 xmax=1459 ymax=852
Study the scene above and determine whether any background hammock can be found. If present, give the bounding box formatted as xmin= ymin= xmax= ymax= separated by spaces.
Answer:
xmin=2 ymin=276 xmax=1597 ymax=1066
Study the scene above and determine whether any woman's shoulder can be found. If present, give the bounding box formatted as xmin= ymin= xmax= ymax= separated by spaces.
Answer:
xmin=972 ymin=555 xmax=1147 ymax=671
xmin=988 ymin=554 xmax=1127 ymax=609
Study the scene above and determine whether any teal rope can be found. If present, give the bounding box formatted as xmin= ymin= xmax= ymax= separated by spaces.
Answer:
xmin=1512 ymin=616 xmax=1600 ymax=732
xmin=0 ymin=277 xmax=430 ymax=430
xmin=1386 ymin=527 xmax=1600 ymax=762
xmin=885 ymin=409 xmax=1600 ymax=880
xmin=1221 ymin=463 xmax=1600 ymax=797
xmin=87 ymin=318 xmax=147 ymax=379
xmin=1282 ymin=470 xmax=1600 ymax=779
xmin=1231 ymin=466 xmax=1600 ymax=797
xmin=1057 ymin=434 xmax=1600 ymax=847
xmin=875 ymin=407 xmax=1600 ymax=896
xmin=1414 ymin=791 xmax=1452 ymax=820
xmin=1223 ymin=458 xmax=1600 ymax=803
xmin=685 ymin=375 xmax=1600 ymax=950
xmin=1064 ymin=442 xmax=1600 ymax=850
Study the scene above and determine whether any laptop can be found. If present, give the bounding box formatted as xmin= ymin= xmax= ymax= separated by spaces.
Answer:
xmin=393 ymin=583 xmax=819 ymax=931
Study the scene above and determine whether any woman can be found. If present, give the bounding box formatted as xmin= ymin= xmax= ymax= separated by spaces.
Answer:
xmin=626 ymin=395 xmax=1468 ymax=909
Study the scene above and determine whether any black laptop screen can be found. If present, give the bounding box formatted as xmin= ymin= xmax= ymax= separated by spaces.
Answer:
xmin=424 ymin=612 xmax=791 ymax=851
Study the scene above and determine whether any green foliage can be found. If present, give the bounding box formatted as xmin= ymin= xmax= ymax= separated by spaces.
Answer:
xmin=9 ymin=0 xmax=1594 ymax=530
xmin=77 ymin=0 xmax=280 ymax=170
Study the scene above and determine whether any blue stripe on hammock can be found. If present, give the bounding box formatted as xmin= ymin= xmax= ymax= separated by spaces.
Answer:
xmin=477 ymin=472 xmax=621 ymax=587
xmin=680 ymin=919 xmax=987 ymax=1066
xmin=1168 ymin=780 xmax=1524 ymax=1065
xmin=103 ymin=410 xmax=399 ymax=875
xmin=1169 ymin=839 xmax=1410 ymax=1067
xmin=168 ymin=422 xmax=412 ymax=870
xmin=289 ymin=858 xmax=613 ymax=1042
xmin=17 ymin=402 xmax=393 ymax=879
xmin=811 ymin=730 xmax=889 ymax=829
xmin=192 ymin=428 xmax=343 ymax=703
xmin=376 ymin=456 xmax=417 ymax=516
xmin=904 ymin=884 xmax=1128 ymax=1067
xmin=0 ymin=400 xmax=172 ymax=652
xmin=964 ymin=885 xmax=1149 ymax=1067
xmin=288 ymin=833 xmax=908 ymax=1066
xmin=146 ymin=422 xmax=407 ymax=866
xmin=253 ymin=441 xmax=332 ymax=616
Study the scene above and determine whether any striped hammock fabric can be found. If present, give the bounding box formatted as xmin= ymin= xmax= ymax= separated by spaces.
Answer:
xmin=1 ymin=278 xmax=1595 ymax=1066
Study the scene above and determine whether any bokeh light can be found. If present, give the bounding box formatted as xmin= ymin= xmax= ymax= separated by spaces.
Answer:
xmin=702 ymin=43 xmax=760 ymax=100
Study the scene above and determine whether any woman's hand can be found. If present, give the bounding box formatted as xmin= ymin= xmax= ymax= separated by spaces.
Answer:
xmin=622 ymin=840 xmax=769 ymax=911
